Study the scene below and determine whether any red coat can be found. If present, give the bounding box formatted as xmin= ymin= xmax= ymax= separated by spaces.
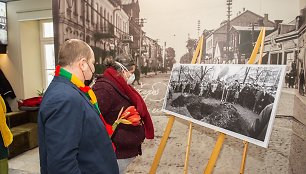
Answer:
xmin=93 ymin=77 xmax=145 ymax=159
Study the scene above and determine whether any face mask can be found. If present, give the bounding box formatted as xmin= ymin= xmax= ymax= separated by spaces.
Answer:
xmin=85 ymin=76 xmax=95 ymax=86
xmin=115 ymin=61 xmax=134 ymax=84
xmin=83 ymin=61 xmax=95 ymax=86
xmin=127 ymin=73 xmax=135 ymax=85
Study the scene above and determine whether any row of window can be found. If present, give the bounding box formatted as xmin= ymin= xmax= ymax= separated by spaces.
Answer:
xmin=68 ymin=0 xmax=128 ymax=34
xmin=41 ymin=21 xmax=55 ymax=88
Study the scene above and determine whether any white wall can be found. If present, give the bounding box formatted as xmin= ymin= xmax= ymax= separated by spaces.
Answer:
xmin=20 ymin=21 xmax=43 ymax=98
xmin=0 ymin=0 xmax=51 ymax=110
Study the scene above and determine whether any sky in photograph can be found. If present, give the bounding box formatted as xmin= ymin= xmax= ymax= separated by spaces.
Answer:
xmin=139 ymin=0 xmax=300 ymax=62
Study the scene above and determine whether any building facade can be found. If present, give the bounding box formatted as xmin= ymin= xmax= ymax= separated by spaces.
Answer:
xmin=230 ymin=26 xmax=274 ymax=64
xmin=55 ymin=0 xmax=129 ymax=73
xmin=142 ymin=36 xmax=162 ymax=71
xmin=263 ymin=22 xmax=298 ymax=72
xmin=297 ymin=7 xmax=306 ymax=88
xmin=122 ymin=0 xmax=141 ymax=61
xmin=204 ymin=10 xmax=275 ymax=64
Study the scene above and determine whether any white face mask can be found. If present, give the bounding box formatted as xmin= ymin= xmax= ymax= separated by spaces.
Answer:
xmin=127 ymin=74 xmax=135 ymax=85
xmin=115 ymin=61 xmax=134 ymax=85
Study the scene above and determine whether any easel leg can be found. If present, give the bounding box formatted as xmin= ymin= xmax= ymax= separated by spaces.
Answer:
xmin=149 ymin=116 xmax=175 ymax=174
xmin=184 ymin=122 xmax=193 ymax=174
xmin=240 ymin=141 xmax=249 ymax=174
xmin=203 ymin=133 xmax=226 ymax=174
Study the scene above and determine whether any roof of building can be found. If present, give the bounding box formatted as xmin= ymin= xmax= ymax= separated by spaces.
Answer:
xmin=122 ymin=0 xmax=137 ymax=5
xmin=288 ymin=19 xmax=296 ymax=25
xmin=206 ymin=10 xmax=275 ymax=38
xmin=279 ymin=24 xmax=296 ymax=34
xmin=265 ymin=27 xmax=298 ymax=43
xmin=231 ymin=26 xmax=274 ymax=31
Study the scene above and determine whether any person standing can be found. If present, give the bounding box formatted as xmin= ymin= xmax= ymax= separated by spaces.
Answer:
xmin=248 ymin=103 xmax=273 ymax=141
xmin=38 ymin=39 xmax=119 ymax=174
xmin=132 ymin=65 xmax=141 ymax=85
xmin=285 ymin=73 xmax=289 ymax=88
xmin=299 ymin=69 xmax=305 ymax=95
xmin=232 ymin=80 xmax=240 ymax=104
xmin=0 ymin=95 xmax=13 ymax=174
xmin=93 ymin=56 xmax=154 ymax=174
xmin=0 ymin=69 xmax=16 ymax=113
xmin=289 ymin=71 xmax=295 ymax=88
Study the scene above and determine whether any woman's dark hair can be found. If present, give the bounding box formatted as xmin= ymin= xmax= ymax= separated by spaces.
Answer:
xmin=103 ymin=55 xmax=135 ymax=71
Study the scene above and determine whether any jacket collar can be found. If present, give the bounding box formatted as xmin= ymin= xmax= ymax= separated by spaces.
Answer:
xmin=52 ymin=76 xmax=99 ymax=114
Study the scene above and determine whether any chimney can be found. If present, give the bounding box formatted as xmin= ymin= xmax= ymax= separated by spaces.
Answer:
xmin=300 ymin=7 xmax=306 ymax=25
xmin=263 ymin=14 xmax=269 ymax=24
xmin=296 ymin=16 xmax=301 ymax=30
xmin=243 ymin=7 xmax=246 ymax=12
xmin=264 ymin=14 xmax=268 ymax=20
xmin=301 ymin=7 xmax=306 ymax=17
xmin=274 ymin=20 xmax=283 ymax=32
xmin=258 ymin=18 xmax=264 ymax=26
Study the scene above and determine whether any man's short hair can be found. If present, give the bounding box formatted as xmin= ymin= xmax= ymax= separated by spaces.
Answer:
xmin=58 ymin=39 xmax=93 ymax=66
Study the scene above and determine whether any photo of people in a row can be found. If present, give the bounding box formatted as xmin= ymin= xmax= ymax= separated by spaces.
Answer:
xmin=164 ymin=64 xmax=285 ymax=145
xmin=169 ymin=79 xmax=275 ymax=115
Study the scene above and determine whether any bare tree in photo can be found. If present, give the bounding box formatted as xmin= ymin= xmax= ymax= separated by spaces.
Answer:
xmin=242 ymin=67 xmax=251 ymax=84
xmin=200 ymin=66 xmax=215 ymax=81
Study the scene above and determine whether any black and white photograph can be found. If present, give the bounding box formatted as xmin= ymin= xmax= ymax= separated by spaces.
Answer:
xmin=163 ymin=63 xmax=286 ymax=147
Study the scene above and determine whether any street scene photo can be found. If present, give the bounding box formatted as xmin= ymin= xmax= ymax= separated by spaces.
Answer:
xmin=163 ymin=64 xmax=286 ymax=147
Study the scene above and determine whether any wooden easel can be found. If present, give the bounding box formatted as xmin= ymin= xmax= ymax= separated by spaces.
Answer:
xmin=149 ymin=27 xmax=266 ymax=174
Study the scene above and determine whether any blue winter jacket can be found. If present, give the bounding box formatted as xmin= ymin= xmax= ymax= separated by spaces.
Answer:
xmin=38 ymin=76 xmax=119 ymax=174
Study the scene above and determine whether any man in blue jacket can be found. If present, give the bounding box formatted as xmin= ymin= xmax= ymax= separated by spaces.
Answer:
xmin=38 ymin=39 xmax=119 ymax=174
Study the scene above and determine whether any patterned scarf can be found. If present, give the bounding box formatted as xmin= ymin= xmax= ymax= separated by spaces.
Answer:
xmin=54 ymin=65 xmax=114 ymax=138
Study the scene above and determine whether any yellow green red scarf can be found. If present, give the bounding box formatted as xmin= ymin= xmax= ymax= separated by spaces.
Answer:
xmin=54 ymin=66 xmax=114 ymax=138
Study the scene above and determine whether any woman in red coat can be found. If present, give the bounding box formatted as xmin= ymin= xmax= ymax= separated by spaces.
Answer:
xmin=92 ymin=56 xmax=154 ymax=174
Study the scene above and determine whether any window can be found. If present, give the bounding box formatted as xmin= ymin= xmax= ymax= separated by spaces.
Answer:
xmin=42 ymin=22 xmax=53 ymax=38
xmin=40 ymin=20 xmax=55 ymax=89
xmin=100 ymin=7 xmax=103 ymax=29
xmin=43 ymin=44 xmax=55 ymax=87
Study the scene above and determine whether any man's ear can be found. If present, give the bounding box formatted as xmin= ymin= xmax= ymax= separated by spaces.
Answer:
xmin=78 ymin=58 xmax=87 ymax=71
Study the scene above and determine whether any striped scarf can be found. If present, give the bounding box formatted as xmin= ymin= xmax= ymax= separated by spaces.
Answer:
xmin=54 ymin=65 xmax=114 ymax=138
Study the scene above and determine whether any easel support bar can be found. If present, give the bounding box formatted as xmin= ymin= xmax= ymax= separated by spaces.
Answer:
xmin=203 ymin=133 xmax=226 ymax=174
xmin=240 ymin=141 xmax=249 ymax=174
xmin=191 ymin=36 xmax=204 ymax=64
xmin=247 ymin=29 xmax=263 ymax=64
xmin=258 ymin=27 xmax=266 ymax=65
xmin=183 ymin=122 xmax=193 ymax=174
xmin=239 ymin=27 xmax=266 ymax=174
xmin=149 ymin=115 xmax=175 ymax=174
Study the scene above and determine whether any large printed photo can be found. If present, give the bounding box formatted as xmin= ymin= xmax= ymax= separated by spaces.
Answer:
xmin=47 ymin=0 xmax=305 ymax=173
xmin=163 ymin=64 xmax=286 ymax=148
xmin=52 ymin=0 xmax=305 ymax=148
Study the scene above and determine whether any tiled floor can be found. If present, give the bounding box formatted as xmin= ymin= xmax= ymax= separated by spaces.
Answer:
xmin=8 ymin=148 xmax=40 ymax=174
xmin=8 ymin=169 xmax=38 ymax=174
